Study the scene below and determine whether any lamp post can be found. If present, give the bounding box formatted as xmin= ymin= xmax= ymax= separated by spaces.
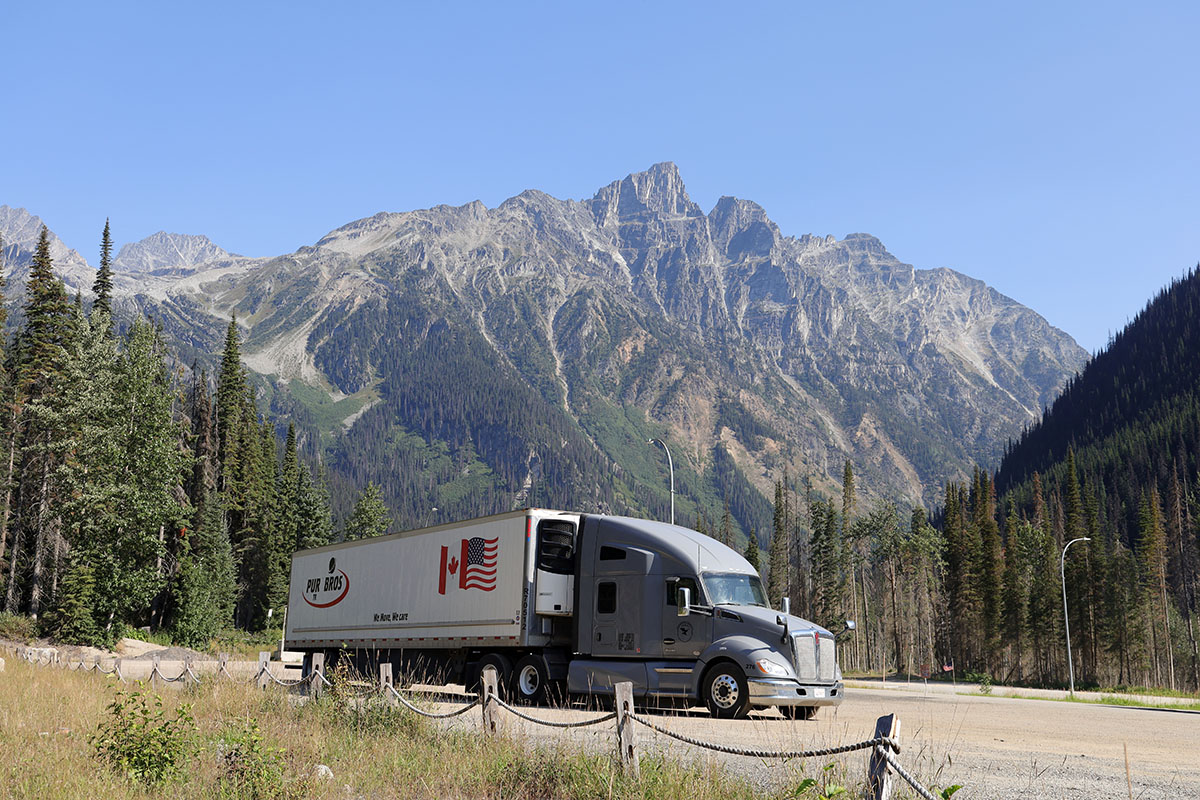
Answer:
xmin=1061 ymin=536 xmax=1091 ymax=696
xmin=647 ymin=438 xmax=674 ymax=525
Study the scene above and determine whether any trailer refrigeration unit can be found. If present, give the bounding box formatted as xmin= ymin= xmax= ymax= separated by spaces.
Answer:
xmin=286 ymin=509 xmax=848 ymax=718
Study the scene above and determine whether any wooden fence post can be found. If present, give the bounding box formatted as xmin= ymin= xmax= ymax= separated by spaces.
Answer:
xmin=257 ymin=651 xmax=271 ymax=690
xmin=866 ymin=713 xmax=901 ymax=800
xmin=151 ymin=654 xmax=161 ymax=690
xmin=481 ymin=666 xmax=499 ymax=734
xmin=310 ymin=652 xmax=325 ymax=699
xmin=614 ymin=681 xmax=639 ymax=778
xmin=380 ymin=662 xmax=396 ymax=706
xmin=218 ymin=653 xmax=229 ymax=679
xmin=114 ymin=658 xmax=123 ymax=682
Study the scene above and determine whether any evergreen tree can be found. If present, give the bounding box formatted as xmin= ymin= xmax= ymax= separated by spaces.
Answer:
xmin=169 ymin=493 xmax=236 ymax=648
xmin=719 ymin=494 xmax=733 ymax=547
xmin=742 ymin=529 xmax=761 ymax=575
xmin=19 ymin=227 xmax=73 ymax=617
xmin=344 ymin=483 xmax=392 ymax=540
xmin=295 ymin=462 xmax=334 ymax=551
xmin=92 ymin=219 xmax=115 ymax=320
xmin=767 ymin=480 xmax=789 ymax=606
xmin=44 ymin=553 xmax=102 ymax=647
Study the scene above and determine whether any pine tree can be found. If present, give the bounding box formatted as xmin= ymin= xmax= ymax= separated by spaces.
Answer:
xmin=976 ymin=470 xmax=1004 ymax=670
xmin=344 ymin=483 xmax=392 ymax=540
xmin=767 ymin=480 xmax=788 ymax=606
xmin=19 ymin=227 xmax=73 ymax=617
xmin=44 ymin=553 xmax=102 ymax=647
xmin=92 ymin=219 xmax=115 ymax=322
xmin=742 ymin=529 xmax=761 ymax=575
xmin=296 ymin=462 xmax=334 ymax=551
xmin=719 ymin=494 xmax=733 ymax=547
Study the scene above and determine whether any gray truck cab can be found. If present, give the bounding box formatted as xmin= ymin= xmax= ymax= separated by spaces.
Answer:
xmin=567 ymin=514 xmax=845 ymax=718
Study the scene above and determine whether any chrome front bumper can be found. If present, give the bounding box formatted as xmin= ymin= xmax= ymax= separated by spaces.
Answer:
xmin=747 ymin=678 xmax=844 ymax=707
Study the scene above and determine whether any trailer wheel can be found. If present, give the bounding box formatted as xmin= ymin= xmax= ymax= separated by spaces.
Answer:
xmin=473 ymin=653 xmax=512 ymax=697
xmin=703 ymin=663 xmax=749 ymax=719
xmin=512 ymin=655 xmax=549 ymax=705
xmin=782 ymin=705 xmax=818 ymax=720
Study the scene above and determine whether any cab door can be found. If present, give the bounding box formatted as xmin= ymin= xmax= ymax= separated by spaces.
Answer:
xmin=661 ymin=576 xmax=711 ymax=659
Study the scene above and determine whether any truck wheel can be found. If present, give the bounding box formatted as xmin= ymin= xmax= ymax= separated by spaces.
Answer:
xmin=704 ymin=663 xmax=749 ymax=719
xmin=512 ymin=655 xmax=549 ymax=705
xmin=782 ymin=705 xmax=818 ymax=720
xmin=473 ymin=653 xmax=512 ymax=698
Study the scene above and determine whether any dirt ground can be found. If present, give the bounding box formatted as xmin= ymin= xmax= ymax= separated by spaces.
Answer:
xmin=415 ymin=680 xmax=1199 ymax=799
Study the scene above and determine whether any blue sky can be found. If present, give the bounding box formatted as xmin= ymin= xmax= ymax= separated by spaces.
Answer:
xmin=4 ymin=2 xmax=1197 ymax=353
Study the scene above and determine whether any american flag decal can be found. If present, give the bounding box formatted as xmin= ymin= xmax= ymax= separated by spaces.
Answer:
xmin=460 ymin=536 xmax=498 ymax=591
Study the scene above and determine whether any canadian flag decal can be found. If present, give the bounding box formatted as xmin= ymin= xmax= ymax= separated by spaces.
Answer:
xmin=439 ymin=536 xmax=498 ymax=594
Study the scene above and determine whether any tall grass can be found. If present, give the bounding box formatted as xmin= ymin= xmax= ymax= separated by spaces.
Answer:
xmin=0 ymin=656 xmax=837 ymax=800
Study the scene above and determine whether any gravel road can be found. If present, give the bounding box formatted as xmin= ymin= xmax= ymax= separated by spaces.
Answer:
xmin=403 ymin=680 xmax=1200 ymax=799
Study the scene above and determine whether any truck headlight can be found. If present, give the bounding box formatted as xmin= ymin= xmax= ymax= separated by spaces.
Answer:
xmin=756 ymin=659 xmax=789 ymax=677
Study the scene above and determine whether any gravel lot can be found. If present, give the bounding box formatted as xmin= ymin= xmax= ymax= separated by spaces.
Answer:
xmin=405 ymin=679 xmax=1200 ymax=799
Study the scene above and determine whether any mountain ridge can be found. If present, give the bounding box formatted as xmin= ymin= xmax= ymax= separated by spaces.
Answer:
xmin=0 ymin=164 xmax=1089 ymax=537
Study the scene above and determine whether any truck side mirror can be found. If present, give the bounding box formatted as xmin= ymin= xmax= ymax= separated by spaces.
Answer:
xmin=676 ymin=587 xmax=691 ymax=617
xmin=845 ymin=619 xmax=856 ymax=631
xmin=781 ymin=597 xmax=791 ymax=615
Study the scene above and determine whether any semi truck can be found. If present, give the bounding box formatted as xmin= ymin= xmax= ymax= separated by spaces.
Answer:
xmin=285 ymin=509 xmax=847 ymax=718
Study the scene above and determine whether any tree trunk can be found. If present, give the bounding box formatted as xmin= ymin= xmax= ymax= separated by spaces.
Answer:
xmin=28 ymin=455 xmax=52 ymax=619
xmin=3 ymin=523 xmax=22 ymax=612
xmin=0 ymin=432 xmax=14 ymax=569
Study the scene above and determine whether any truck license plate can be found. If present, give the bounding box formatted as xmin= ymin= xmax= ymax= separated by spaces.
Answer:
xmin=814 ymin=688 xmax=826 ymax=698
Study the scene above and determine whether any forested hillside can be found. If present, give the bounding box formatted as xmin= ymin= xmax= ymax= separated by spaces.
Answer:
xmin=0 ymin=227 xmax=346 ymax=645
xmin=767 ymin=268 xmax=1200 ymax=694
xmin=991 ymin=266 xmax=1200 ymax=690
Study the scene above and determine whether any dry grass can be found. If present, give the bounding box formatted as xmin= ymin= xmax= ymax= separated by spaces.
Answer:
xmin=0 ymin=656 xmax=801 ymax=800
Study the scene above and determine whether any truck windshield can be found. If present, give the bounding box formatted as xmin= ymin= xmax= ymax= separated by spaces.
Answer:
xmin=703 ymin=572 xmax=768 ymax=607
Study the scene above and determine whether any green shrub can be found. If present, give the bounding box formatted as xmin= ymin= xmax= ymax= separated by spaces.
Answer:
xmin=0 ymin=611 xmax=37 ymax=642
xmin=217 ymin=719 xmax=287 ymax=799
xmin=90 ymin=687 xmax=195 ymax=784
xmin=965 ymin=670 xmax=993 ymax=694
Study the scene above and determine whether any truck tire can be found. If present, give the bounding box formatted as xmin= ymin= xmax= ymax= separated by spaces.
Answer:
xmin=511 ymin=655 xmax=549 ymax=705
xmin=704 ymin=663 xmax=749 ymax=719
xmin=473 ymin=653 xmax=512 ymax=698
xmin=782 ymin=705 xmax=818 ymax=720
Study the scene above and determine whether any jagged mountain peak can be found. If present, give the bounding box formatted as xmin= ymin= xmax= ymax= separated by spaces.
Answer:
xmin=0 ymin=205 xmax=96 ymax=292
xmin=709 ymin=196 xmax=781 ymax=259
xmin=590 ymin=161 xmax=703 ymax=225
xmin=113 ymin=231 xmax=235 ymax=273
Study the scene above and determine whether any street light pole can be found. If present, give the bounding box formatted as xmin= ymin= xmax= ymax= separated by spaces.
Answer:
xmin=647 ymin=438 xmax=675 ymax=525
xmin=1061 ymin=536 xmax=1091 ymax=696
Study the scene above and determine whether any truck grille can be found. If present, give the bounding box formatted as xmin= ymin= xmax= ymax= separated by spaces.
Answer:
xmin=819 ymin=634 xmax=836 ymax=682
xmin=793 ymin=633 xmax=816 ymax=680
xmin=792 ymin=632 xmax=836 ymax=683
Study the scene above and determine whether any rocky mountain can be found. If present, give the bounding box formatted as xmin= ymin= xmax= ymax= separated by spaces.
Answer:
xmin=0 ymin=205 xmax=96 ymax=293
xmin=113 ymin=232 xmax=235 ymax=274
xmin=0 ymin=165 xmax=1089 ymax=542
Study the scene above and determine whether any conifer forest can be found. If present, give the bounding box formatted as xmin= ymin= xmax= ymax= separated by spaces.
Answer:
xmin=1 ymin=221 xmax=1198 ymax=697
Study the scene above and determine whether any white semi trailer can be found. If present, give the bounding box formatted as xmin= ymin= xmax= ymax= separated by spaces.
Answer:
xmin=286 ymin=509 xmax=847 ymax=718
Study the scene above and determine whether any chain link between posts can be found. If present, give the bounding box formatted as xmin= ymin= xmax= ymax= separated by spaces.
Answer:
xmin=386 ymin=684 xmax=481 ymax=718
xmin=629 ymin=711 xmax=899 ymax=759
xmin=490 ymin=694 xmax=618 ymax=728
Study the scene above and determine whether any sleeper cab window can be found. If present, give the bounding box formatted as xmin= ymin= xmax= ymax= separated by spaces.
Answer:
xmin=599 ymin=546 xmax=627 ymax=561
xmin=597 ymin=581 xmax=617 ymax=614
